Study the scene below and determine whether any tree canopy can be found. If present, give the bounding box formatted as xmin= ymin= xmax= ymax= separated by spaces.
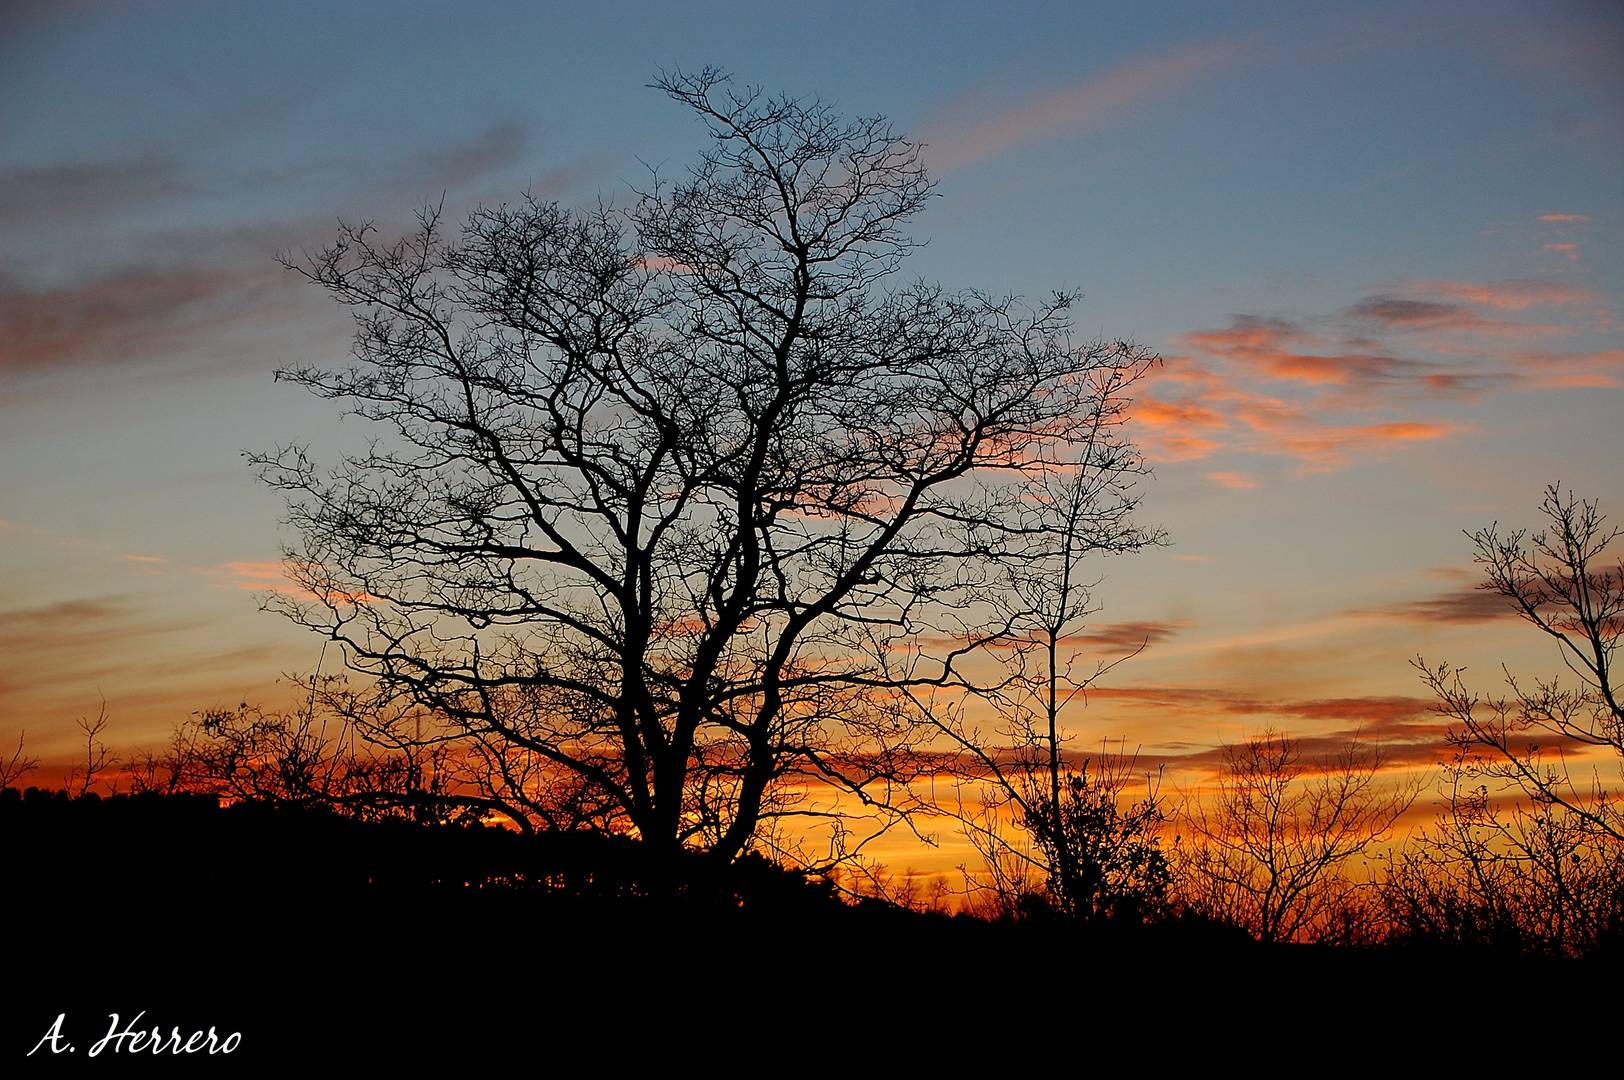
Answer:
xmin=258 ymin=67 xmax=1159 ymax=865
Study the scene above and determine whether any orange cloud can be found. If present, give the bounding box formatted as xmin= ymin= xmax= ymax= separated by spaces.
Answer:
xmin=1079 ymin=685 xmax=1450 ymax=767
xmin=1537 ymin=212 xmax=1588 ymax=224
xmin=1145 ymin=344 xmax=1453 ymax=470
xmin=1180 ymin=316 xmax=1433 ymax=388
xmin=119 ymin=553 xmax=167 ymax=564
xmin=924 ymin=41 xmax=1234 ymax=171
xmin=1151 ymin=267 xmax=1615 ymax=474
xmin=1233 ymin=404 xmax=1458 ymax=470
xmin=1207 ymin=471 xmax=1258 ymax=490
xmin=1133 ymin=397 xmax=1228 ymax=430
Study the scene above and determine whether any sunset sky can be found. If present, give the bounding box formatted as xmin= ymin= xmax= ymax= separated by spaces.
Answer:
xmin=2 ymin=1 xmax=1620 ymax=863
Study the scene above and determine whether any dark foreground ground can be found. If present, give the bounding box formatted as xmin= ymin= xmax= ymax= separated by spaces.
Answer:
xmin=3 ymin=789 xmax=1597 ymax=1070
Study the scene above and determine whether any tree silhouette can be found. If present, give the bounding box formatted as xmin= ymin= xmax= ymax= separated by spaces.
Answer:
xmin=0 ymin=731 xmax=37 ymax=790
xmin=922 ymin=387 xmax=1167 ymax=919
xmin=256 ymin=67 xmax=1159 ymax=866
xmin=62 ymin=699 xmax=114 ymax=798
xmin=1178 ymin=730 xmax=1415 ymax=943
xmin=1417 ymin=484 xmax=1623 ymax=842
xmin=1402 ymin=484 xmax=1624 ymax=953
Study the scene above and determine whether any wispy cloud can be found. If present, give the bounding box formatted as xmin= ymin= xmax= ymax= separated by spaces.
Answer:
xmin=210 ymin=560 xmax=376 ymax=606
xmin=398 ymin=121 xmax=535 ymax=194
xmin=1084 ymin=685 xmax=1451 ymax=772
xmin=1207 ymin=471 xmax=1258 ymax=490
xmin=1345 ymin=295 xmax=1565 ymax=338
xmin=923 ymin=41 xmax=1235 ymax=172
xmin=0 ymin=595 xmax=206 ymax=659
xmin=1144 ymin=265 xmax=1617 ymax=471
xmin=0 ymin=152 xmax=193 ymax=227
xmin=1348 ymin=584 xmax=1515 ymax=624
xmin=1060 ymin=620 xmax=1190 ymax=653
xmin=0 ymin=261 xmax=285 ymax=376
xmin=1234 ymin=409 xmax=1458 ymax=471
xmin=1412 ymin=278 xmax=1598 ymax=311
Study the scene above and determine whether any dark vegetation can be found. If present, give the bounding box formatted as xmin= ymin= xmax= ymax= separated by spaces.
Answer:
xmin=3 ymin=782 xmax=1583 ymax=1067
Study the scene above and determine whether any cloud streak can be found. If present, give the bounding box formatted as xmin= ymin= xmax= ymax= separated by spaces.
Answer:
xmin=0 ymin=261 xmax=285 ymax=376
xmin=1144 ymin=272 xmax=1616 ymax=470
xmin=924 ymin=41 xmax=1234 ymax=171
xmin=1350 ymin=585 xmax=1519 ymax=624
xmin=1411 ymin=278 xmax=1598 ymax=311
xmin=0 ymin=152 xmax=193 ymax=228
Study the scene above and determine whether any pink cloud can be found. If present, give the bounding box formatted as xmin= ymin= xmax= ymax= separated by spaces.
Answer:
xmin=1537 ymin=212 xmax=1589 ymax=224
xmin=211 ymin=560 xmax=377 ymax=605
xmin=1179 ymin=316 xmax=1441 ymax=388
xmin=1207 ymin=471 xmax=1258 ymax=490
xmin=924 ymin=41 xmax=1234 ymax=171
xmin=1413 ymin=279 xmax=1598 ymax=311
xmin=1513 ymin=348 xmax=1624 ymax=389
xmin=1137 ymin=263 xmax=1615 ymax=474
xmin=1140 ymin=433 xmax=1224 ymax=463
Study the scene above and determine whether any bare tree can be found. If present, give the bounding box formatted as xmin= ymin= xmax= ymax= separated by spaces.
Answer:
xmin=256 ymin=67 xmax=1159 ymax=867
xmin=1 ymin=731 xmax=38 ymax=790
xmin=1178 ymin=730 xmax=1416 ymax=943
xmin=62 ymin=699 xmax=115 ymax=799
xmin=1401 ymin=484 xmax=1624 ymax=953
xmin=1381 ymin=746 xmax=1624 ymax=954
xmin=1416 ymin=484 xmax=1623 ymax=842
xmin=921 ymin=361 xmax=1167 ymax=919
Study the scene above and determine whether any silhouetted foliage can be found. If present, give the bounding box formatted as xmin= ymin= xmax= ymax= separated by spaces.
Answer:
xmin=1380 ymin=762 xmax=1624 ymax=955
xmin=1024 ymin=759 xmax=1172 ymax=923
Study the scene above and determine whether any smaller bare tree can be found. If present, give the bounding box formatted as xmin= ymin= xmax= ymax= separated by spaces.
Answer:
xmin=1 ymin=731 xmax=39 ymax=790
xmin=1416 ymin=483 xmax=1622 ymax=842
xmin=62 ymin=700 xmax=115 ymax=798
xmin=1381 ymin=746 xmax=1624 ymax=954
xmin=915 ymin=350 xmax=1167 ymax=921
xmin=1401 ymin=484 xmax=1624 ymax=953
xmin=1178 ymin=729 xmax=1416 ymax=943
